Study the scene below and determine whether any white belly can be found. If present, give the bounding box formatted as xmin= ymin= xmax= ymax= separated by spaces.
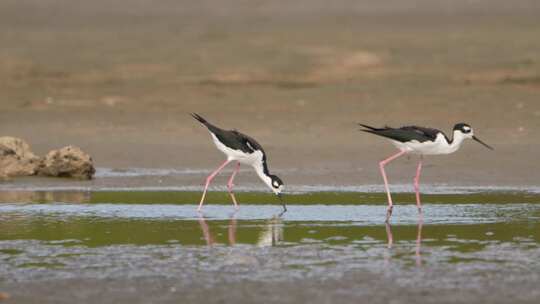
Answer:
xmin=390 ymin=134 xmax=455 ymax=155
xmin=211 ymin=133 xmax=263 ymax=165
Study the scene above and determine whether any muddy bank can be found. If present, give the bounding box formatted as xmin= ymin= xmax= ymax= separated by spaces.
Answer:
xmin=1 ymin=195 xmax=539 ymax=303
xmin=3 ymin=271 xmax=539 ymax=304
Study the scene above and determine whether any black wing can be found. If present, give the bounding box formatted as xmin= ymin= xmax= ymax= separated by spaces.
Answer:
xmin=359 ymin=123 xmax=447 ymax=143
xmin=230 ymin=130 xmax=270 ymax=175
xmin=191 ymin=113 xmax=271 ymax=175
xmin=191 ymin=113 xmax=266 ymax=154
xmin=400 ymin=126 xmax=443 ymax=141
xmin=230 ymin=130 xmax=266 ymax=154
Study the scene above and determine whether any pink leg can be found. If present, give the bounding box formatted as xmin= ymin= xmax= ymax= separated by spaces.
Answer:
xmin=384 ymin=222 xmax=393 ymax=267
xmin=227 ymin=162 xmax=241 ymax=209
xmin=198 ymin=159 xmax=231 ymax=211
xmin=414 ymin=157 xmax=423 ymax=213
xmin=379 ymin=150 xmax=407 ymax=222
xmin=416 ymin=214 xmax=424 ymax=266
xmin=385 ymin=222 xmax=393 ymax=249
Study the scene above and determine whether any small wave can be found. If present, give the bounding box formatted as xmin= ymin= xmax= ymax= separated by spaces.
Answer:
xmin=1 ymin=183 xmax=540 ymax=194
xmin=94 ymin=167 xmax=209 ymax=177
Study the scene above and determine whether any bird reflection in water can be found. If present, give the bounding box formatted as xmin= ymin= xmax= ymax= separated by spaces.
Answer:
xmin=197 ymin=213 xmax=284 ymax=246
xmin=256 ymin=215 xmax=283 ymax=247
xmin=198 ymin=213 xmax=237 ymax=246
xmin=385 ymin=215 xmax=424 ymax=266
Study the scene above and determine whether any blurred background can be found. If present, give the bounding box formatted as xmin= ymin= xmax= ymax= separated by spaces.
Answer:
xmin=1 ymin=0 xmax=539 ymax=187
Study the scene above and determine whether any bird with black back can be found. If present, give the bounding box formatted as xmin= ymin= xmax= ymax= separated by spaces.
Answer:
xmin=191 ymin=113 xmax=286 ymax=213
xmin=359 ymin=123 xmax=493 ymax=222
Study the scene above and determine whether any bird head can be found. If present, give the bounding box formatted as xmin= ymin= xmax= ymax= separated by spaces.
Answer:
xmin=453 ymin=123 xmax=493 ymax=150
xmin=269 ymin=174 xmax=284 ymax=195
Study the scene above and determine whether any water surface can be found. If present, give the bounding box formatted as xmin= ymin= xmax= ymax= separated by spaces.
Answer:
xmin=1 ymin=190 xmax=539 ymax=303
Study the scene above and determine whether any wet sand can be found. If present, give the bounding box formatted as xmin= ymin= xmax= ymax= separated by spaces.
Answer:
xmin=1 ymin=195 xmax=540 ymax=303
xmin=3 ymin=273 xmax=539 ymax=304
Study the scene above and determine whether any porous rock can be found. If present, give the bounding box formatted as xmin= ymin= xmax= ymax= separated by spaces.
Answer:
xmin=37 ymin=146 xmax=95 ymax=179
xmin=0 ymin=137 xmax=40 ymax=177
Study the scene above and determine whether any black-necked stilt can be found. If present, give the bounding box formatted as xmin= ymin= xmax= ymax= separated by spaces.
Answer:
xmin=359 ymin=123 xmax=493 ymax=221
xmin=191 ymin=113 xmax=285 ymax=212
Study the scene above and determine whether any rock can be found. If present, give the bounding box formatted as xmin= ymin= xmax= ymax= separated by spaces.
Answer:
xmin=0 ymin=137 xmax=40 ymax=177
xmin=37 ymin=146 xmax=95 ymax=179
xmin=0 ymin=138 xmax=96 ymax=180
xmin=0 ymin=291 xmax=10 ymax=301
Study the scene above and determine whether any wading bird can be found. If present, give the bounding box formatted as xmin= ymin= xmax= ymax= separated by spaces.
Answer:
xmin=359 ymin=123 xmax=493 ymax=221
xmin=191 ymin=113 xmax=285 ymax=212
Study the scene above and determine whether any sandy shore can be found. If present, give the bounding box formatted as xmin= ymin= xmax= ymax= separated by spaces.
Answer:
xmin=1 ymin=0 xmax=539 ymax=188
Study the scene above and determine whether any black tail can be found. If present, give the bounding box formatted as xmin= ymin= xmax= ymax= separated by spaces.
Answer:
xmin=191 ymin=113 xmax=208 ymax=125
xmin=191 ymin=113 xmax=223 ymax=134
xmin=358 ymin=123 xmax=380 ymax=131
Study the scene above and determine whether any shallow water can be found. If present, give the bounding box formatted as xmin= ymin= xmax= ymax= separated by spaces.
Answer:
xmin=1 ymin=190 xmax=539 ymax=303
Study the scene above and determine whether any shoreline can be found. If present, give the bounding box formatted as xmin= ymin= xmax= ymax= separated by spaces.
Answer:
xmin=1 ymin=186 xmax=540 ymax=206
xmin=1 ymin=166 xmax=540 ymax=194
xmin=2 ymin=185 xmax=540 ymax=194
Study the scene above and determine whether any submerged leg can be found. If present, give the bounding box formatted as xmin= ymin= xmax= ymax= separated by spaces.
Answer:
xmin=414 ymin=157 xmax=423 ymax=213
xmin=379 ymin=150 xmax=407 ymax=222
xmin=385 ymin=222 xmax=393 ymax=249
xmin=198 ymin=159 xmax=231 ymax=211
xmin=416 ymin=214 xmax=424 ymax=266
xmin=227 ymin=162 xmax=241 ymax=209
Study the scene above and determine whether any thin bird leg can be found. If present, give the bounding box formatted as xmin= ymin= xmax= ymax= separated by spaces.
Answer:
xmin=416 ymin=214 xmax=424 ymax=266
xmin=198 ymin=159 xmax=231 ymax=211
xmin=413 ymin=156 xmax=423 ymax=213
xmin=227 ymin=162 xmax=241 ymax=209
xmin=385 ymin=221 xmax=393 ymax=249
xmin=379 ymin=150 xmax=407 ymax=222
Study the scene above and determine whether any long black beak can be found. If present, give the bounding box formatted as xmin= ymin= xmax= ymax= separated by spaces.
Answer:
xmin=277 ymin=193 xmax=287 ymax=214
xmin=473 ymin=135 xmax=494 ymax=150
